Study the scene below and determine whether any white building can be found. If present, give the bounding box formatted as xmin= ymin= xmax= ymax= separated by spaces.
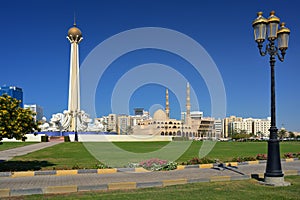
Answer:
xmin=229 ymin=117 xmax=271 ymax=136
xmin=24 ymin=104 xmax=43 ymax=121
xmin=214 ymin=118 xmax=223 ymax=138
xmin=253 ymin=117 xmax=271 ymax=136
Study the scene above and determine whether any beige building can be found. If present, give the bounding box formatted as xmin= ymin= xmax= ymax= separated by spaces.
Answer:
xmin=132 ymin=83 xmax=215 ymax=139
xmin=223 ymin=116 xmax=243 ymax=137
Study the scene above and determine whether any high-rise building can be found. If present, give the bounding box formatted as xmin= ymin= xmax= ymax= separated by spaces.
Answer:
xmin=253 ymin=117 xmax=271 ymax=136
xmin=223 ymin=116 xmax=243 ymax=137
xmin=0 ymin=86 xmax=23 ymax=107
xmin=117 ymin=115 xmax=132 ymax=135
xmin=214 ymin=119 xmax=223 ymax=138
xmin=24 ymin=104 xmax=43 ymax=121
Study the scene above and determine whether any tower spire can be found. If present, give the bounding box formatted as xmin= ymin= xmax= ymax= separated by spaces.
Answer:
xmin=186 ymin=82 xmax=191 ymax=120
xmin=73 ymin=12 xmax=77 ymax=26
xmin=165 ymin=88 xmax=170 ymax=119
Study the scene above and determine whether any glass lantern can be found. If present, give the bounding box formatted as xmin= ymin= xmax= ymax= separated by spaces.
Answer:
xmin=252 ymin=12 xmax=268 ymax=43
xmin=277 ymin=22 xmax=290 ymax=51
xmin=267 ymin=11 xmax=280 ymax=41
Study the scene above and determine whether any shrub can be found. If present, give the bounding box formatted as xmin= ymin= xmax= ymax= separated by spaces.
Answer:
xmin=128 ymin=158 xmax=178 ymax=171
xmin=186 ymin=157 xmax=214 ymax=165
xmin=231 ymin=156 xmax=256 ymax=162
xmin=72 ymin=164 xmax=80 ymax=169
xmin=95 ymin=163 xmax=110 ymax=169
xmin=41 ymin=135 xmax=48 ymax=142
xmin=283 ymin=152 xmax=300 ymax=159
xmin=64 ymin=136 xmax=70 ymax=142
xmin=256 ymin=153 xmax=267 ymax=160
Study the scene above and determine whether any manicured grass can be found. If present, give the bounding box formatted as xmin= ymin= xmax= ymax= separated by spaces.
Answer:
xmin=0 ymin=142 xmax=37 ymax=151
xmin=113 ymin=141 xmax=299 ymax=162
xmin=9 ymin=143 xmax=100 ymax=170
xmin=12 ymin=176 xmax=300 ymax=200
xmin=113 ymin=141 xmax=170 ymax=153
xmin=5 ymin=141 xmax=300 ymax=171
xmin=177 ymin=141 xmax=268 ymax=162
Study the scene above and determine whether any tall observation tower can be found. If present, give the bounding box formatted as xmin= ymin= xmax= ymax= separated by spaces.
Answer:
xmin=40 ymin=21 xmax=90 ymax=134
xmin=67 ymin=22 xmax=83 ymax=132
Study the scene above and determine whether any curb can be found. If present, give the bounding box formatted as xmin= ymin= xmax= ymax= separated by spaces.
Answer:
xmin=1 ymin=171 xmax=299 ymax=197
xmin=0 ymin=158 xmax=298 ymax=178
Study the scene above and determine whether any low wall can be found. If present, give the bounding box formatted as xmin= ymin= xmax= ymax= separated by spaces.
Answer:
xmin=2 ymin=134 xmax=45 ymax=142
xmin=69 ymin=134 xmax=173 ymax=142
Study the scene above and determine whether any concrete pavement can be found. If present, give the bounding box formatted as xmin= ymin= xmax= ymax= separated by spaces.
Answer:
xmin=0 ymin=160 xmax=299 ymax=197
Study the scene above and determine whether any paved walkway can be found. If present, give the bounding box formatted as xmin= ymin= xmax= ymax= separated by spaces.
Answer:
xmin=0 ymin=141 xmax=63 ymax=161
xmin=0 ymin=161 xmax=299 ymax=197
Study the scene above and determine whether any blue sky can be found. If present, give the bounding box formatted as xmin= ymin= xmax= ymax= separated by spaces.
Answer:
xmin=0 ymin=0 xmax=299 ymax=131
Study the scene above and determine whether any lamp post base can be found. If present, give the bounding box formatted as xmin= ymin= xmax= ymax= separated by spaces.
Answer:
xmin=262 ymin=176 xmax=291 ymax=186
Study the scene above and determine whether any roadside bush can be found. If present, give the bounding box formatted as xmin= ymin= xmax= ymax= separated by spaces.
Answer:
xmin=185 ymin=157 xmax=214 ymax=165
xmin=283 ymin=152 xmax=300 ymax=159
xmin=231 ymin=156 xmax=256 ymax=162
xmin=256 ymin=153 xmax=267 ymax=160
xmin=128 ymin=158 xmax=178 ymax=171
xmin=64 ymin=136 xmax=70 ymax=142
xmin=41 ymin=135 xmax=48 ymax=142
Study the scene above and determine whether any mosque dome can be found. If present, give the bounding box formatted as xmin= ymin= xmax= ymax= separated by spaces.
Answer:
xmin=153 ymin=109 xmax=167 ymax=121
xmin=68 ymin=26 xmax=82 ymax=38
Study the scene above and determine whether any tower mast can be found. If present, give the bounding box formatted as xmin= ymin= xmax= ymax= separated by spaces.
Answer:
xmin=186 ymin=82 xmax=191 ymax=125
xmin=67 ymin=23 xmax=83 ymax=132
xmin=165 ymin=88 xmax=170 ymax=119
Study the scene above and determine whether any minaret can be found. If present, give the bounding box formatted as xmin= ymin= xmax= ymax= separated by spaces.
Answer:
xmin=165 ymin=88 xmax=170 ymax=119
xmin=186 ymin=82 xmax=191 ymax=124
xmin=67 ymin=21 xmax=83 ymax=132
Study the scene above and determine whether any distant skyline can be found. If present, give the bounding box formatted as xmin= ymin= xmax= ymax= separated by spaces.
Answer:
xmin=0 ymin=0 xmax=299 ymax=131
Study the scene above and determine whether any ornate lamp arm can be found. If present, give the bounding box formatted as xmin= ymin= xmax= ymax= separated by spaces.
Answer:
xmin=277 ymin=49 xmax=286 ymax=62
xmin=257 ymin=41 xmax=267 ymax=56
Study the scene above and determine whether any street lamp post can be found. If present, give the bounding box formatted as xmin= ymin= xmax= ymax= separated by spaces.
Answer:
xmin=252 ymin=11 xmax=290 ymax=186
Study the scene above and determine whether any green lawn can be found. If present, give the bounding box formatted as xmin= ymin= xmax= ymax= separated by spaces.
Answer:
xmin=2 ymin=141 xmax=299 ymax=171
xmin=0 ymin=142 xmax=37 ymax=151
xmin=3 ymin=143 xmax=100 ymax=171
xmin=10 ymin=176 xmax=300 ymax=200
xmin=113 ymin=141 xmax=300 ymax=163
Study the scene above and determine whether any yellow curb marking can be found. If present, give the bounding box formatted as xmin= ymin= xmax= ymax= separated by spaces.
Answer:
xmin=284 ymin=170 xmax=298 ymax=175
xmin=97 ymin=168 xmax=117 ymax=174
xmin=44 ymin=185 xmax=77 ymax=194
xmin=226 ymin=162 xmax=238 ymax=167
xmin=12 ymin=171 xmax=35 ymax=178
xmin=56 ymin=170 xmax=78 ymax=176
xmin=108 ymin=182 xmax=137 ymax=190
xmin=247 ymin=161 xmax=259 ymax=165
xmin=135 ymin=167 xmax=149 ymax=172
xmin=285 ymin=158 xmax=294 ymax=162
xmin=163 ymin=179 xmax=187 ymax=186
xmin=210 ymin=176 xmax=231 ymax=182
xmin=199 ymin=164 xmax=213 ymax=169
xmin=176 ymin=165 xmax=185 ymax=170
xmin=0 ymin=189 xmax=10 ymax=197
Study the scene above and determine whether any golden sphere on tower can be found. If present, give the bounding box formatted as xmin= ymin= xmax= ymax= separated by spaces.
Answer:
xmin=68 ymin=26 xmax=82 ymax=38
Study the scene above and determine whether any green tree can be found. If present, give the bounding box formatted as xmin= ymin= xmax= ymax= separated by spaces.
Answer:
xmin=278 ymin=129 xmax=287 ymax=139
xmin=288 ymin=131 xmax=295 ymax=138
xmin=0 ymin=94 xmax=40 ymax=142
